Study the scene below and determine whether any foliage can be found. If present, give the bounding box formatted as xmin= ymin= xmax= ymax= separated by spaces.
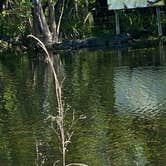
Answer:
xmin=0 ymin=0 xmax=166 ymax=49
xmin=0 ymin=0 xmax=31 ymax=43
xmin=60 ymin=0 xmax=95 ymax=39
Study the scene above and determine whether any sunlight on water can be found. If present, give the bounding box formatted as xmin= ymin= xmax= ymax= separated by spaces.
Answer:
xmin=114 ymin=66 xmax=166 ymax=118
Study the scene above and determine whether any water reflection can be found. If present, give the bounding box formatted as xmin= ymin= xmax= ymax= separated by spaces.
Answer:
xmin=63 ymin=42 xmax=166 ymax=166
xmin=0 ymin=56 xmax=58 ymax=165
xmin=0 ymin=57 xmax=37 ymax=165
xmin=114 ymin=66 xmax=166 ymax=118
xmin=0 ymin=42 xmax=166 ymax=166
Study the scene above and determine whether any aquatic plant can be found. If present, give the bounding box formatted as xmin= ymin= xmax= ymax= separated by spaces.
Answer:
xmin=28 ymin=34 xmax=87 ymax=166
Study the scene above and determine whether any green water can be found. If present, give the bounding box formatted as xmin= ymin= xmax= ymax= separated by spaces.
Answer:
xmin=0 ymin=44 xmax=166 ymax=166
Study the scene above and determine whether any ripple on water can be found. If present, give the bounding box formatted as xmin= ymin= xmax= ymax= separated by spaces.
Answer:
xmin=114 ymin=66 xmax=166 ymax=119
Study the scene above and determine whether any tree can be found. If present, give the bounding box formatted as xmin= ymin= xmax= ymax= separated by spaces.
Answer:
xmin=31 ymin=0 xmax=65 ymax=45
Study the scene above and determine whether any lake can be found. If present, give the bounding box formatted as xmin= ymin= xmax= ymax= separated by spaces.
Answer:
xmin=0 ymin=42 xmax=166 ymax=166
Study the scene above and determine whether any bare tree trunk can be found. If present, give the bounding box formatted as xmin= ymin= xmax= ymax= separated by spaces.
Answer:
xmin=31 ymin=0 xmax=66 ymax=45
xmin=48 ymin=0 xmax=66 ymax=43
xmin=56 ymin=0 xmax=65 ymax=41
xmin=48 ymin=0 xmax=58 ymax=43
xmin=32 ymin=0 xmax=52 ymax=44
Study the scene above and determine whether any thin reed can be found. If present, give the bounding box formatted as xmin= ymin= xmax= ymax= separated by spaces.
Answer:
xmin=28 ymin=34 xmax=88 ymax=166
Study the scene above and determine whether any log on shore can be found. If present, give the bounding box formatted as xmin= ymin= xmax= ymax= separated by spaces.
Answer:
xmin=53 ymin=31 xmax=147 ymax=50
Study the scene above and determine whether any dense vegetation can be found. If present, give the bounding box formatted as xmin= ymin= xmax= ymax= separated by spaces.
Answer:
xmin=0 ymin=0 xmax=94 ymax=47
xmin=0 ymin=0 xmax=166 ymax=51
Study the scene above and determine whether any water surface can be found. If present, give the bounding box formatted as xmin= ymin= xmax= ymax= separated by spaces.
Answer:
xmin=0 ymin=44 xmax=166 ymax=166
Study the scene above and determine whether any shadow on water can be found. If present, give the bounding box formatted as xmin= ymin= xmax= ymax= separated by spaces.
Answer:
xmin=0 ymin=41 xmax=166 ymax=165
